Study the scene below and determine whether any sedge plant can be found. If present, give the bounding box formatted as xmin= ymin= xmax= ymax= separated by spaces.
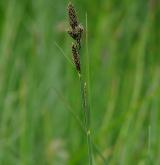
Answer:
xmin=67 ymin=2 xmax=93 ymax=165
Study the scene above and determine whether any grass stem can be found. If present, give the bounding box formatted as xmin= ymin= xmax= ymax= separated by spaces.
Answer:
xmin=79 ymin=73 xmax=93 ymax=165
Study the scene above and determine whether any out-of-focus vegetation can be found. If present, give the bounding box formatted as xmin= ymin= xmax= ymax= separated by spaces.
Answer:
xmin=0 ymin=0 xmax=160 ymax=164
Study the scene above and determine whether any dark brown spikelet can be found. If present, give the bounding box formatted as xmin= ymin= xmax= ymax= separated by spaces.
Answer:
xmin=68 ymin=2 xmax=78 ymax=29
xmin=72 ymin=43 xmax=81 ymax=73
xmin=68 ymin=25 xmax=83 ymax=46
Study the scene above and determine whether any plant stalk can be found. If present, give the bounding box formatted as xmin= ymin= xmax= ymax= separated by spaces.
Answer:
xmin=79 ymin=73 xmax=93 ymax=165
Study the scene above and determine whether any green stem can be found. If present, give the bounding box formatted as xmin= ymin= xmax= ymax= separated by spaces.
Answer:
xmin=55 ymin=88 xmax=107 ymax=164
xmin=79 ymin=73 xmax=93 ymax=165
xmin=87 ymin=130 xmax=93 ymax=165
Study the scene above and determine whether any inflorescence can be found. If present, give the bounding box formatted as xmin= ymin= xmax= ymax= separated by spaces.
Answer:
xmin=67 ymin=2 xmax=83 ymax=73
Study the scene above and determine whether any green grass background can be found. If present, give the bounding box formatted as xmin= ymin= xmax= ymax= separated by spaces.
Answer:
xmin=0 ymin=0 xmax=160 ymax=164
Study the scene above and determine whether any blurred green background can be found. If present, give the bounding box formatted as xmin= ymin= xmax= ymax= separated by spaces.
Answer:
xmin=0 ymin=0 xmax=160 ymax=164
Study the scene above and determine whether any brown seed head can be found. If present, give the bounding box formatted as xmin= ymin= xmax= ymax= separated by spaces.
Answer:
xmin=72 ymin=43 xmax=81 ymax=72
xmin=68 ymin=2 xmax=78 ymax=29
